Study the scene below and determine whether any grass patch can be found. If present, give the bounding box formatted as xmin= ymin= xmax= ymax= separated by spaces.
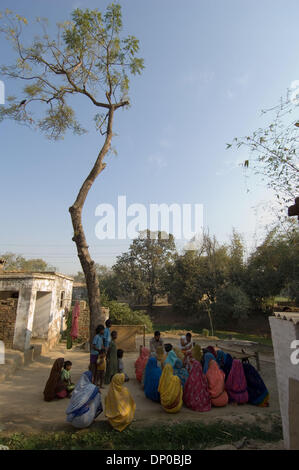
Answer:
xmin=0 ymin=420 xmax=282 ymax=450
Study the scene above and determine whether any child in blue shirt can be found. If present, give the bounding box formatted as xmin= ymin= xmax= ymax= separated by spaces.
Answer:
xmin=90 ymin=324 xmax=104 ymax=384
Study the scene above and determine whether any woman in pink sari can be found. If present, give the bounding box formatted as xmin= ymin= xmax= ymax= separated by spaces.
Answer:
xmin=135 ymin=346 xmax=150 ymax=383
xmin=205 ymin=359 xmax=228 ymax=407
xmin=225 ymin=359 xmax=248 ymax=404
xmin=183 ymin=360 xmax=211 ymax=412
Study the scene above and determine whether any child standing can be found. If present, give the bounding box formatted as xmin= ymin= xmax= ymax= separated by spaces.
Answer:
xmin=96 ymin=349 xmax=106 ymax=389
xmin=117 ymin=349 xmax=129 ymax=382
xmin=90 ymin=324 xmax=105 ymax=384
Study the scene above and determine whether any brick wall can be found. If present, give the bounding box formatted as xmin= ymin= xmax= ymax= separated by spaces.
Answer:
xmin=0 ymin=298 xmax=18 ymax=348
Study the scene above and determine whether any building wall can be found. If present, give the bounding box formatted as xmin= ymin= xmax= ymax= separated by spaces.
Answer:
xmin=0 ymin=299 xmax=18 ymax=348
xmin=269 ymin=316 xmax=299 ymax=449
xmin=0 ymin=274 xmax=73 ymax=351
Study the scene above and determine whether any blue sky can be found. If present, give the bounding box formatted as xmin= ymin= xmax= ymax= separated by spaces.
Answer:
xmin=1 ymin=0 xmax=299 ymax=274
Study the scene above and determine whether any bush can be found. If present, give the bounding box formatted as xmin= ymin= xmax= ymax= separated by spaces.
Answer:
xmin=213 ymin=285 xmax=252 ymax=321
xmin=202 ymin=328 xmax=209 ymax=337
xmin=102 ymin=299 xmax=153 ymax=332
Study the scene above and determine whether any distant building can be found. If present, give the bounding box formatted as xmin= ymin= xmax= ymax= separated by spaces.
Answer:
xmin=0 ymin=271 xmax=73 ymax=351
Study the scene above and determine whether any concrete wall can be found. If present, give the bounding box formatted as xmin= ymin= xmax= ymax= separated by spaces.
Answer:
xmin=269 ymin=316 xmax=299 ymax=449
xmin=0 ymin=273 xmax=73 ymax=352
xmin=32 ymin=292 xmax=53 ymax=339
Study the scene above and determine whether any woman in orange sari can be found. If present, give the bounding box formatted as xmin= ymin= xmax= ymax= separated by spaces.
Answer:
xmin=158 ymin=364 xmax=183 ymax=413
xmin=205 ymin=358 xmax=228 ymax=407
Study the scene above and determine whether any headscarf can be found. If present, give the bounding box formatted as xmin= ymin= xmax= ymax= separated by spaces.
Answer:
xmin=242 ymin=361 xmax=269 ymax=406
xmin=222 ymin=353 xmax=233 ymax=380
xmin=216 ymin=350 xmax=227 ymax=368
xmin=158 ymin=364 xmax=183 ymax=413
xmin=135 ymin=347 xmax=150 ymax=382
xmin=173 ymin=359 xmax=189 ymax=388
xmin=192 ymin=344 xmax=203 ymax=362
xmin=43 ymin=358 xmax=65 ymax=402
xmin=105 ymin=373 xmax=136 ymax=432
xmin=205 ymin=346 xmax=217 ymax=358
xmin=144 ymin=357 xmax=162 ymax=402
xmin=180 ymin=335 xmax=186 ymax=350
xmin=164 ymin=350 xmax=178 ymax=368
xmin=183 ymin=360 xmax=211 ymax=412
xmin=203 ymin=352 xmax=216 ymax=374
xmin=173 ymin=347 xmax=184 ymax=361
xmin=205 ymin=359 xmax=228 ymax=407
xmin=66 ymin=371 xmax=101 ymax=421
xmin=225 ymin=359 xmax=248 ymax=404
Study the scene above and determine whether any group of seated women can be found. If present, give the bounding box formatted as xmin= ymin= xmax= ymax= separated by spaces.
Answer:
xmin=43 ymin=357 xmax=136 ymax=432
xmin=136 ymin=335 xmax=269 ymax=414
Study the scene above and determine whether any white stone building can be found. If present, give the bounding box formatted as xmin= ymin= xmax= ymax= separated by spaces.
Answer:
xmin=0 ymin=272 xmax=73 ymax=351
xmin=269 ymin=312 xmax=299 ymax=450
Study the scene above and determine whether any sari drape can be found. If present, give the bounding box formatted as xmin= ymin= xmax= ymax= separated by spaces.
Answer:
xmin=43 ymin=358 xmax=66 ymax=401
xmin=206 ymin=359 xmax=228 ymax=407
xmin=144 ymin=357 xmax=162 ymax=402
xmin=242 ymin=361 xmax=269 ymax=406
xmin=66 ymin=371 xmax=102 ymax=428
xmin=225 ymin=359 xmax=248 ymax=404
xmin=183 ymin=360 xmax=211 ymax=412
xmin=164 ymin=350 xmax=178 ymax=368
xmin=135 ymin=347 xmax=150 ymax=382
xmin=203 ymin=352 xmax=216 ymax=374
xmin=158 ymin=364 xmax=183 ymax=413
xmin=105 ymin=373 xmax=136 ymax=432
xmin=173 ymin=359 xmax=189 ymax=388
xmin=104 ymin=340 xmax=118 ymax=384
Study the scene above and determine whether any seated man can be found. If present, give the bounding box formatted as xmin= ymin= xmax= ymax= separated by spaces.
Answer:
xmin=150 ymin=330 xmax=164 ymax=357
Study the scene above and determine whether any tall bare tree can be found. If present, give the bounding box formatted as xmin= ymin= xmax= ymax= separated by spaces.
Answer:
xmin=0 ymin=5 xmax=144 ymax=341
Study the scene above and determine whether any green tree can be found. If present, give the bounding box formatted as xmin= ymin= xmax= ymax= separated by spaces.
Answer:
xmin=228 ymin=92 xmax=299 ymax=220
xmin=0 ymin=5 xmax=144 ymax=342
xmin=1 ymin=252 xmax=56 ymax=272
xmin=113 ymin=230 xmax=177 ymax=309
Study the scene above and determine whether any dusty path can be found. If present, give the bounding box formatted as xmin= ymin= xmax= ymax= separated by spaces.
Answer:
xmin=0 ymin=338 xmax=280 ymax=434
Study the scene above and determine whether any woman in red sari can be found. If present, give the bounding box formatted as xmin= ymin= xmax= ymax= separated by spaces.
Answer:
xmin=225 ymin=359 xmax=248 ymax=404
xmin=205 ymin=359 xmax=228 ymax=407
xmin=183 ymin=360 xmax=211 ymax=412
xmin=43 ymin=358 xmax=68 ymax=401
xmin=135 ymin=346 xmax=150 ymax=383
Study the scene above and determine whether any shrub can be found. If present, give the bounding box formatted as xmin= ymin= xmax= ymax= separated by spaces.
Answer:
xmin=102 ymin=299 xmax=153 ymax=332
xmin=202 ymin=328 xmax=209 ymax=337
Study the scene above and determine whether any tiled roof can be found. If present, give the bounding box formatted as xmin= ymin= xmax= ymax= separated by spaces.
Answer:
xmin=274 ymin=311 xmax=299 ymax=324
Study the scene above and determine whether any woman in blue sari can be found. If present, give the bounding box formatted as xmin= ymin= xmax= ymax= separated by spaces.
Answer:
xmin=144 ymin=357 xmax=162 ymax=402
xmin=173 ymin=359 xmax=189 ymax=388
xmin=66 ymin=371 xmax=103 ymax=428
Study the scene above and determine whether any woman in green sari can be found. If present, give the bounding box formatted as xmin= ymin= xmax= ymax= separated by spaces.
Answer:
xmin=104 ymin=330 xmax=118 ymax=384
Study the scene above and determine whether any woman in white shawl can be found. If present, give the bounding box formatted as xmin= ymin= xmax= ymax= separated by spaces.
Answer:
xmin=66 ymin=371 xmax=103 ymax=428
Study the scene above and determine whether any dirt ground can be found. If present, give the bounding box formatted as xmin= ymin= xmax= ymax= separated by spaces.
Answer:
xmin=0 ymin=333 xmax=281 ymax=441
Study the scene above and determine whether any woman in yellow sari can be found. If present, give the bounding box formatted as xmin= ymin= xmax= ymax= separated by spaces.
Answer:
xmin=105 ymin=373 xmax=136 ymax=432
xmin=158 ymin=363 xmax=183 ymax=413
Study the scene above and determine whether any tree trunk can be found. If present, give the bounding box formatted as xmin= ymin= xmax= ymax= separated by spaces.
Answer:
xmin=69 ymin=107 xmax=115 ymax=345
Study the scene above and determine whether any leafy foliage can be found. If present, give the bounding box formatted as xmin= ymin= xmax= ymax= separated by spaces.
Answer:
xmin=0 ymin=4 xmax=144 ymax=139
xmin=0 ymin=252 xmax=56 ymax=272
